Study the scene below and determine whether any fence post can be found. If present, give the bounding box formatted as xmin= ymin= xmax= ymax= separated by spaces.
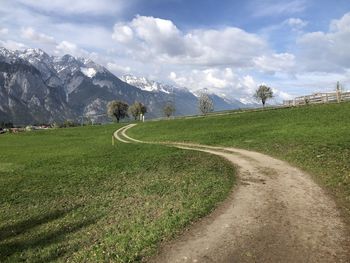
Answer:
xmin=336 ymin=89 xmax=341 ymax=103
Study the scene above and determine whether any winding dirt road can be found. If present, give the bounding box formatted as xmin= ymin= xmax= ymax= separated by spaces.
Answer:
xmin=115 ymin=124 xmax=350 ymax=262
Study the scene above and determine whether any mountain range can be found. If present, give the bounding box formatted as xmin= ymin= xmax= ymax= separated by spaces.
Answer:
xmin=0 ymin=47 xmax=248 ymax=125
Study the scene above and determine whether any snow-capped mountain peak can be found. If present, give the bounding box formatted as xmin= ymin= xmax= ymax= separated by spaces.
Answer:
xmin=0 ymin=47 xmax=22 ymax=63
xmin=0 ymin=46 xmax=252 ymax=125
xmin=21 ymin=48 xmax=46 ymax=57
xmin=18 ymin=48 xmax=52 ymax=66
xmin=80 ymin=59 xmax=106 ymax=74
xmin=121 ymin=74 xmax=176 ymax=94
xmin=51 ymin=54 xmax=106 ymax=81
xmin=80 ymin=67 xmax=97 ymax=78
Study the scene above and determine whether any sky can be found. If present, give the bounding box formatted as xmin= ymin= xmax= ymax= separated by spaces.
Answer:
xmin=1 ymin=0 xmax=350 ymax=103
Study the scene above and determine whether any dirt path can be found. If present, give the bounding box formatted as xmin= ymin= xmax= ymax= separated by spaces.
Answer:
xmin=115 ymin=125 xmax=350 ymax=262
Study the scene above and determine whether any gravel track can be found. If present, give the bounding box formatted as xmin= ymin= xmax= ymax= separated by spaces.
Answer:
xmin=114 ymin=124 xmax=350 ymax=263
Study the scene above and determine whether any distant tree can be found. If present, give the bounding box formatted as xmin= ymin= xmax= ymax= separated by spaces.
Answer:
xmin=129 ymin=102 xmax=147 ymax=120
xmin=163 ymin=102 xmax=176 ymax=118
xmin=53 ymin=122 xmax=60 ymax=129
xmin=62 ymin=120 xmax=76 ymax=128
xmin=0 ymin=121 xmax=13 ymax=128
xmin=129 ymin=103 xmax=139 ymax=120
xmin=198 ymin=93 xmax=214 ymax=115
xmin=86 ymin=118 xmax=93 ymax=126
xmin=140 ymin=103 xmax=147 ymax=116
xmin=254 ymin=85 xmax=273 ymax=108
xmin=336 ymin=81 xmax=344 ymax=92
xmin=107 ymin=100 xmax=129 ymax=123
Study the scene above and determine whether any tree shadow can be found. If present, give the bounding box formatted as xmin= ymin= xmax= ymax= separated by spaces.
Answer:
xmin=0 ymin=206 xmax=99 ymax=261
xmin=0 ymin=207 xmax=78 ymax=242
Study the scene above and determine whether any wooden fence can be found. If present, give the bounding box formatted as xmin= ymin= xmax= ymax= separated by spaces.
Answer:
xmin=283 ymin=91 xmax=350 ymax=106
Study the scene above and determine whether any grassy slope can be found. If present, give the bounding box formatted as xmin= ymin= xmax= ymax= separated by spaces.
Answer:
xmin=0 ymin=124 xmax=235 ymax=262
xmin=130 ymin=102 xmax=350 ymax=213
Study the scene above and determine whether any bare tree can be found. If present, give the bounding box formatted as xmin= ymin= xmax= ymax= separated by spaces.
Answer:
xmin=140 ymin=103 xmax=147 ymax=116
xmin=198 ymin=93 xmax=214 ymax=115
xmin=129 ymin=103 xmax=139 ymax=120
xmin=254 ymin=85 xmax=273 ymax=108
xmin=129 ymin=102 xmax=147 ymax=120
xmin=163 ymin=102 xmax=175 ymax=118
xmin=107 ymin=100 xmax=129 ymax=123
xmin=336 ymin=81 xmax=344 ymax=92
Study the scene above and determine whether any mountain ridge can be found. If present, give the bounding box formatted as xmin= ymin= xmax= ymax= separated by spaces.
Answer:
xmin=0 ymin=47 xmax=250 ymax=124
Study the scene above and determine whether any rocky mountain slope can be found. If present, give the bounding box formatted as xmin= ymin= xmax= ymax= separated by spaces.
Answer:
xmin=0 ymin=47 xmax=248 ymax=125
xmin=121 ymin=75 xmax=246 ymax=116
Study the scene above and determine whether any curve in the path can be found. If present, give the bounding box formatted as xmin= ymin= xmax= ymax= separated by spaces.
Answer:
xmin=114 ymin=124 xmax=350 ymax=263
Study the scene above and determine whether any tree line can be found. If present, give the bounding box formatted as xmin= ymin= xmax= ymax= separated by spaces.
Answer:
xmin=107 ymin=101 xmax=148 ymax=123
xmin=0 ymin=86 xmax=274 ymax=128
xmin=106 ymin=94 xmax=215 ymax=122
xmin=107 ymin=85 xmax=275 ymax=122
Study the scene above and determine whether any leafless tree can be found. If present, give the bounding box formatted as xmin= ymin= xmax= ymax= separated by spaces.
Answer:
xmin=163 ymin=102 xmax=175 ymax=118
xmin=198 ymin=93 xmax=214 ymax=115
xmin=129 ymin=101 xmax=147 ymax=120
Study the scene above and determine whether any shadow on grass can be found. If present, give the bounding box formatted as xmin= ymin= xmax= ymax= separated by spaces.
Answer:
xmin=0 ymin=207 xmax=98 ymax=261
xmin=0 ymin=207 xmax=78 ymax=241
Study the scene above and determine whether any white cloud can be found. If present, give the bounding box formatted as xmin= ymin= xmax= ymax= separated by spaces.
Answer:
xmin=272 ymin=88 xmax=293 ymax=100
xmin=0 ymin=1 xmax=115 ymax=58
xmin=131 ymin=15 xmax=187 ymax=57
xmin=251 ymin=0 xmax=306 ymax=17
xmin=274 ymin=71 xmax=350 ymax=94
xmin=54 ymin=40 xmax=89 ymax=57
xmin=253 ymin=53 xmax=296 ymax=74
xmin=169 ymin=68 xmax=254 ymax=98
xmin=0 ymin=40 xmax=27 ymax=50
xmin=2 ymin=1 xmax=348 ymax=102
xmin=284 ymin=18 xmax=308 ymax=31
xmin=297 ymin=12 xmax=350 ymax=72
xmin=0 ymin=27 xmax=9 ymax=35
xmin=258 ymin=17 xmax=307 ymax=39
xmin=330 ymin=12 xmax=350 ymax=32
xmin=112 ymin=24 xmax=134 ymax=43
xmin=169 ymin=68 xmax=236 ymax=92
xmin=17 ymin=0 xmax=128 ymax=15
xmin=169 ymin=71 xmax=177 ymax=80
xmin=54 ymin=40 xmax=104 ymax=64
xmin=52 ymin=23 xmax=113 ymax=51
xmin=112 ymin=15 xmax=295 ymax=72
xmin=107 ymin=62 xmax=131 ymax=76
xmin=242 ymin=75 xmax=258 ymax=95
xmin=21 ymin=27 xmax=56 ymax=45
xmin=184 ymin=27 xmax=267 ymax=67
xmin=169 ymin=67 xmax=291 ymax=103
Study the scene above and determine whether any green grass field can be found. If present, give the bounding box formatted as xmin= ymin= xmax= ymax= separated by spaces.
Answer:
xmin=2 ymin=102 xmax=349 ymax=262
xmin=130 ymin=102 xmax=350 ymax=214
xmin=0 ymin=125 xmax=235 ymax=262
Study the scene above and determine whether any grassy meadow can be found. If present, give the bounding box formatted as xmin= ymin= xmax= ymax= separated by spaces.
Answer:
xmin=0 ymin=124 xmax=235 ymax=262
xmin=130 ymin=102 xmax=350 ymax=213
xmin=2 ymin=102 xmax=349 ymax=262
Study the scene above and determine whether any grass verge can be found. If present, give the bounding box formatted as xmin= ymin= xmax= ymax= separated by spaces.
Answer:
xmin=0 ymin=124 xmax=235 ymax=262
xmin=129 ymin=102 xmax=350 ymax=214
